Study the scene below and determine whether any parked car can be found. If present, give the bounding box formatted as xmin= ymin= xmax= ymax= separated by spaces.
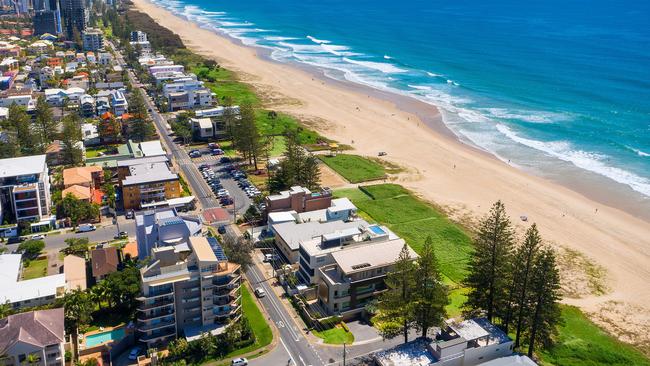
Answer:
xmin=211 ymin=149 xmax=224 ymax=155
xmin=231 ymin=358 xmax=248 ymax=366
xmin=128 ymin=346 xmax=143 ymax=361
xmin=254 ymin=288 xmax=266 ymax=298
xmin=7 ymin=236 xmax=24 ymax=244
xmin=218 ymin=225 xmax=227 ymax=234
xmin=77 ymin=224 xmax=96 ymax=233
xmin=220 ymin=197 xmax=233 ymax=205
xmin=220 ymin=157 xmax=231 ymax=163
xmin=199 ymin=164 xmax=209 ymax=170
xmin=264 ymin=254 xmax=279 ymax=262
xmin=115 ymin=231 xmax=128 ymax=239
xmin=30 ymin=234 xmax=46 ymax=240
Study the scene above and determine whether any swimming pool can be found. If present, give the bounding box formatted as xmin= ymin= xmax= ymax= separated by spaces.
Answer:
xmin=85 ymin=328 xmax=126 ymax=347
xmin=368 ymin=225 xmax=386 ymax=235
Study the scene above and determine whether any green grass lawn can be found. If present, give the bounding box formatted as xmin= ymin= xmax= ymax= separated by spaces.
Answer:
xmin=539 ymin=306 xmax=650 ymax=366
xmin=320 ymin=154 xmax=387 ymax=183
xmin=224 ymin=285 xmax=273 ymax=358
xmin=85 ymin=145 xmax=118 ymax=158
xmin=335 ymin=184 xmax=473 ymax=284
xmin=268 ymin=136 xmax=286 ymax=158
xmin=337 ymin=184 xmax=650 ymax=364
xmin=21 ymin=258 xmax=48 ymax=280
xmin=313 ymin=325 xmax=355 ymax=345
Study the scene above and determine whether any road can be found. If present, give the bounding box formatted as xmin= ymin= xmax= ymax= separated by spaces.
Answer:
xmin=111 ymin=43 xmax=395 ymax=366
xmin=111 ymin=42 xmax=220 ymax=210
xmin=246 ymin=262 xmax=325 ymax=366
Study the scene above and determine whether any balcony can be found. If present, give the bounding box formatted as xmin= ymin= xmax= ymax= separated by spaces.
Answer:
xmin=136 ymin=318 xmax=176 ymax=332
xmin=138 ymin=296 xmax=174 ymax=311
xmin=140 ymin=328 xmax=176 ymax=343
xmin=213 ymin=275 xmax=241 ymax=288
xmin=138 ymin=308 xmax=175 ymax=322
xmin=213 ymin=287 xmax=239 ymax=298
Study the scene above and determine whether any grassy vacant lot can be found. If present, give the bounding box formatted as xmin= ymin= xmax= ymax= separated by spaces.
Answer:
xmin=335 ymin=184 xmax=472 ymax=284
xmin=85 ymin=145 xmax=118 ymax=158
xmin=22 ymin=258 xmax=48 ymax=280
xmin=320 ymin=154 xmax=386 ymax=183
xmin=540 ymin=306 xmax=650 ymax=366
xmin=225 ymin=285 xmax=273 ymax=358
xmin=313 ymin=325 xmax=355 ymax=345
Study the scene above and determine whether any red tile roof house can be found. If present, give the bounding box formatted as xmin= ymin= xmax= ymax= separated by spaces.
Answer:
xmin=91 ymin=246 xmax=119 ymax=282
xmin=0 ymin=308 xmax=65 ymax=366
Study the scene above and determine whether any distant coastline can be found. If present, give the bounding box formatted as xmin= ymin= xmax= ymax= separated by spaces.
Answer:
xmin=145 ymin=0 xmax=650 ymax=222
xmin=132 ymin=0 xmax=650 ymax=347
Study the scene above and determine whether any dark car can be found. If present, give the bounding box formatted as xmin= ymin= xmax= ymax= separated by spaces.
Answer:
xmin=217 ymin=225 xmax=227 ymax=234
xmin=220 ymin=197 xmax=234 ymax=205
xmin=199 ymin=164 xmax=209 ymax=170
xmin=220 ymin=157 xmax=231 ymax=163
xmin=7 ymin=236 xmax=24 ymax=244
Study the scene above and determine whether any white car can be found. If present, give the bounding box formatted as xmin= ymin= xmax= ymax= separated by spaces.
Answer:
xmin=231 ymin=358 xmax=248 ymax=366
xmin=254 ymin=287 xmax=266 ymax=298
xmin=30 ymin=234 xmax=46 ymax=240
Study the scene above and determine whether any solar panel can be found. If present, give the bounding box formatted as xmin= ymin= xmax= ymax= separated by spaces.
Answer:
xmin=207 ymin=237 xmax=228 ymax=261
xmin=351 ymin=263 xmax=371 ymax=270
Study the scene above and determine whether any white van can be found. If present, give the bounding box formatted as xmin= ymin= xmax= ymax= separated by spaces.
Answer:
xmin=77 ymin=224 xmax=96 ymax=233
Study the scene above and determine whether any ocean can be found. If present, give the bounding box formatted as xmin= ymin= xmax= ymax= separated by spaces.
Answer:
xmin=151 ymin=0 xmax=650 ymax=205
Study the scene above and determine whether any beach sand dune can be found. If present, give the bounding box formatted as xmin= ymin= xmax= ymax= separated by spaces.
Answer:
xmin=134 ymin=0 xmax=650 ymax=344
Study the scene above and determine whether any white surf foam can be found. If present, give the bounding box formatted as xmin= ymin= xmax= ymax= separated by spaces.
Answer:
xmin=342 ymin=58 xmax=407 ymax=74
xmin=496 ymin=124 xmax=650 ymax=196
xmin=307 ymin=35 xmax=330 ymax=44
xmin=482 ymin=107 xmax=568 ymax=124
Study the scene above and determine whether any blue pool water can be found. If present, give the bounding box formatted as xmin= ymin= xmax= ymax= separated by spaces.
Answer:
xmin=150 ymin=0 xmax=650 ymax=207
xmin=369 ymin=225 xmax=387 ymax=235
xmin=85 ymin=328 xmax=126 ymax=347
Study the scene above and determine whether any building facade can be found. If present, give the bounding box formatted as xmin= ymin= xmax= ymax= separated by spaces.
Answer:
xmin=82 ymin=28 xmax=104 ymax=51
xmin=0 ymin=309 xmax=65 ymax=366
xmin=0 ymin=155 xmax=51 ymax=224
xmin=118 ymin=156 xmax=181 ymax=210
xmin=137 ymin=237 xmax=241 ymax=348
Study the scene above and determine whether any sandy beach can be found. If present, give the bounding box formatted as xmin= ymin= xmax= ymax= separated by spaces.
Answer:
xmin=134 ymin=0 xmax=650 ymax=344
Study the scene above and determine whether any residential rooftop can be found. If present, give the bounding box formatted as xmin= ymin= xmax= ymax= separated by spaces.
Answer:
xmin=275 ymin=219 xmax=369 ymax=252
xmin=330 ymin=238 xmax=413 ymax=274
xmin=0 ymin=155 xmax=46 ymax=178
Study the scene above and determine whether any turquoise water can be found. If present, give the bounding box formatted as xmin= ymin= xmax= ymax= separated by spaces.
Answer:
xmin=151 ymin=0 xmax=650 ymax=204
xmin=85 ymin=328 xmax=126 ymax=347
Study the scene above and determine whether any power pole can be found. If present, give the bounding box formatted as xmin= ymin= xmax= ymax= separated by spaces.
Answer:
xmin=343 ymin=342 xmax=346 ymax=366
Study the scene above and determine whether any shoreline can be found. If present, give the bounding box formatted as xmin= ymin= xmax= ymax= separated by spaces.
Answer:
xmin=214 ymin=24 xmax=650 ymax=223
xmin=133 ymin=0 xmax=650 ymax=343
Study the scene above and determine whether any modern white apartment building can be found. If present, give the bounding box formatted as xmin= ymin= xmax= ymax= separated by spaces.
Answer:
xmin=134 ymin=207 xmax=202 ymax=261
xmin=110 ymin=89 xmax=128 ymax=116
xmin=137 ymin=236 xmax=242 ymax=348
xmin=163 ymin=76 xmax=214 ymax=111
xmin=0 ymin=155 xmax=52 ymax=223
xmin=82 ymin=28 xmax=104 ymax=51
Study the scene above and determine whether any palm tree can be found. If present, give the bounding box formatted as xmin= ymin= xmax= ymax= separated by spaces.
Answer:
xmin=0 ymin=300 xmax=12 ymax=319
xmin=91 ymin=281 xmax=108 ymax=310
xmin=62 ymin=289 xmax=94 ymax=362
xmin=23 ymin=353 xmax=40 ymax=366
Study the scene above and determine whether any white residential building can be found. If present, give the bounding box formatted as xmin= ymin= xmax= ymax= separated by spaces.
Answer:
xmin=0 ymin=255 xmax=65 ymax=309
xmin=110 ymin=89 xmax=128 ymax=116
xmin=82 ymin=28 xmax=104 ymax=51
xmin=0 ymin=155 xmax=52 ymax=223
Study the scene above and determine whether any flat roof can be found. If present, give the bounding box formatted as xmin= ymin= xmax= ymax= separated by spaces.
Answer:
xmin=189 ymin=236 xmax=217 ymax=262
xmin=123 ymin=162 xmax=178 ymax=186
xmin=139 ymin=140 xmax=166 ymax=156
xmin=0 ymin=254 xmax=66 ymax=304
xmin=117 ymin=155 xmax=169 ymax=167
xmin=63 ymin=255 xmax=87 ymax=291
xmin=330 ymin=239 xmax=414 ymax=274
xmin=477 ymin=355 xmax=538 ymax=366
xmin=268 ymin=211 xmax=296 ymax=223
xmin=329 ymin=197 xmax=356 ymax=212
xmin=275 ymin=219 xmax=368 ymax=252
xmin=0 ymin=155 xmax=46 ymax=178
